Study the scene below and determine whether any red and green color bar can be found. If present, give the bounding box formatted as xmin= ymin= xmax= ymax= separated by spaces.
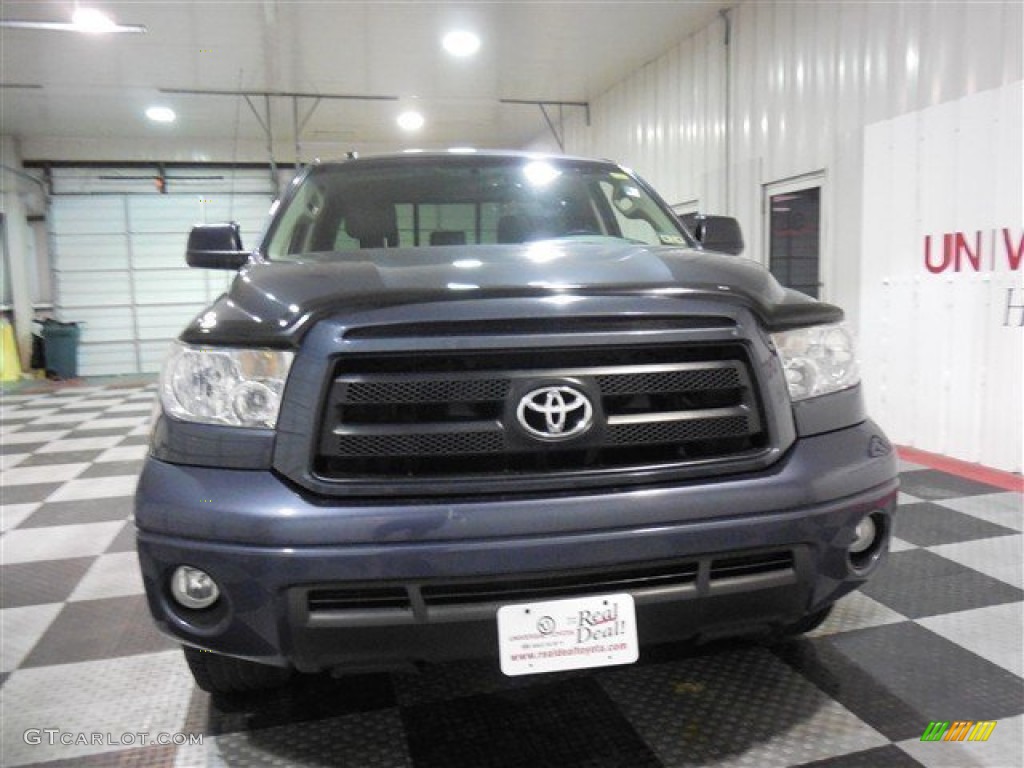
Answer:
xmin=920 ymin=720 xmax=997 ymax=742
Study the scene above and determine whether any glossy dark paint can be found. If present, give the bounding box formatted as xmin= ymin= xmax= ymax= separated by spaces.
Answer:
xmin=135 ymin=419 xmax=898 ymax=668
xmin=138 ymin=151 xmax=897 ymax=675
xmin=185 ymin=223 xmax=249 ymax=270
xmin=180 ymin=243 xmax=841 ymax=348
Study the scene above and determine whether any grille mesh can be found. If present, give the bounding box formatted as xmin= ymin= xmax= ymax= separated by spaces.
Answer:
xmin=316 ymin=344 xmax=766 ymax=482
xmin=606 ymin=416 xmax=750 ymax=446
xmin=596 ymin=368 xmax=739 ymax=395
xmin=346 ymin=379 xmax=510 ymax=404
xmin=335 ymin=431 xmax=505 ymax=457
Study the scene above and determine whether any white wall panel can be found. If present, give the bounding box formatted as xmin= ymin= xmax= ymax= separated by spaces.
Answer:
xmin=48 ymin=172 xmax=273 ymax=376
xmin=551 ymin=0 xmax=1022 ymax=471
xmin=135 ymin=305 xmax=206 ymax=341
xmin=48 ymin=196 xmax=126 ymax=234
xmin=51 ymin=234 xmax=129 ymax=271
xmin=860 ymin=82 xmax=1023 ymax=472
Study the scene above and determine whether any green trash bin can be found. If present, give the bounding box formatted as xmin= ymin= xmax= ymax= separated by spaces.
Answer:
xmin=42 ymin=320 xmax=81 ymax=379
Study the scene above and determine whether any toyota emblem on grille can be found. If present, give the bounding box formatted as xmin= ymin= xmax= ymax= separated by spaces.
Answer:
xmin=516 ymin=385 xmax=594 ymax=441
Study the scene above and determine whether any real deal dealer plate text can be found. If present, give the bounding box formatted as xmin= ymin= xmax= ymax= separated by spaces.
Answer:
xmin=497 ymin=593 xmax=639 ymax=676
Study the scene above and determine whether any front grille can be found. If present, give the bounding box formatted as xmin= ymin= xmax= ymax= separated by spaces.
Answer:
xmin=303 ymin=550 xmax=795 ymax=616
xmin=315 ymin=343 xmax=767 ymax=482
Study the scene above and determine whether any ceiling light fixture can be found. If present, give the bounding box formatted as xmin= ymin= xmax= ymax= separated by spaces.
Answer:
xmin=146 ymin=106 xmax=176 ymax=123
xmin=71 ymin=7 xmax=117 ymax=34
xmin=0 ymin=7 xmax=146 ymax=34
xmin=397 ymin=111 xmax=425 ymax=131
xmin=442 ymin=30 xmax=480 ymax=57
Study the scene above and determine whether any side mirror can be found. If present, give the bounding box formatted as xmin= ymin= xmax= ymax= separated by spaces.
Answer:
xmin=186 ymin=223 xmax=249 ymax=270
xmin=680 ymin=213 xmax=744 ymax=256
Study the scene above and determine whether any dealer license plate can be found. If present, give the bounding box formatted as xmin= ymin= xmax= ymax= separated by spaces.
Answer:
xmin=497 ymin=593 xmax=639 ymax=676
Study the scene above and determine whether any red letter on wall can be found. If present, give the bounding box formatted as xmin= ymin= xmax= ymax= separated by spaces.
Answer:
xmin=924 ymin=234 xmax=951 ymax=273
xmin=1004 ymin=229 xmax=1024 ymax=271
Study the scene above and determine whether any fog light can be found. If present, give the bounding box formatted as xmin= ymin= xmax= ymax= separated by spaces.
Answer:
xmin=849 ymin=516 xmax=877 ymax=554
xmin=170 ymin=566 xmax=220 ymax=610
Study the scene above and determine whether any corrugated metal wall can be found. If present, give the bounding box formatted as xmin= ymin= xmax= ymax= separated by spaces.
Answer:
xmin=546 ymin=0 xmax=1023 ymax=471
xmin=49 ymin=169 xmax=274 ymax=376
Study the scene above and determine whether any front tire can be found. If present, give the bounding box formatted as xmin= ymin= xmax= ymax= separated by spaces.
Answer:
xmin=183 ymin=646 xmax=292 ymax=694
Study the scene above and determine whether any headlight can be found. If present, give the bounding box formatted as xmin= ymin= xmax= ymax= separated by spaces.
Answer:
xmin=771 ymin=323 xmax=859 ymax=401
xmin=160 ymin=341 xmax=294 ymax=428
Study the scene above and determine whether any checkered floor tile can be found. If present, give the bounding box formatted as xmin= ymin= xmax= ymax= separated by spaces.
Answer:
xmin=1 ymin=380 xmax=1022 ymax=767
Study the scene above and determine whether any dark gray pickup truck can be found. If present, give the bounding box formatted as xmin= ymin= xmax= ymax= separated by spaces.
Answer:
xmin=135 ymin=151 xmax=898 ymax=693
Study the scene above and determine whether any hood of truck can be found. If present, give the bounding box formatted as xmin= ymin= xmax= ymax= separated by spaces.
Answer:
xmin=181 ymin=240 xmax=841 ymax=346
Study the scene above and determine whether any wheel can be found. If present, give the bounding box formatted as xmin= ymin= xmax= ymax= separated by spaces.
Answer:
xmin=182 ymin=646 xmax=292 ymax=694
xmin=779 ymin=603 xmax=834 ymax=636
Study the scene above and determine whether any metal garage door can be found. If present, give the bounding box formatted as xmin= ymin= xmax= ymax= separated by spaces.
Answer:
xmin=48 ymin=168 xmax=274 ymax=376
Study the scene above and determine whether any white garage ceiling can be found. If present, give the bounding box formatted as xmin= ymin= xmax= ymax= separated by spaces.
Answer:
xmin=0 ymin=1 xmax=727 ymax=161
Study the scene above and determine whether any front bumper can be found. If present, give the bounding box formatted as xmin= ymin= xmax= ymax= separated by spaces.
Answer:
xmin=135 ymin=419 xmax=897 ymax=673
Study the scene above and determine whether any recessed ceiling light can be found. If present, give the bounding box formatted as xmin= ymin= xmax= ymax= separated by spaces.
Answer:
xmin=71 ymin=7 xmax=118 ymax=34
xmin=397 ymin=111 xmax=425 ymax=131
xmin=442 ymin=30 xmax=480 ymax=57
xmin=448 ymin=147 xmax=476 ymax=154
xmin=146 ymin=106 xmax=176 ymax=123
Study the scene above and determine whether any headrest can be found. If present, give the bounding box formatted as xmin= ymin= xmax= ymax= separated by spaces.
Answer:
xmin=429 ymin=230 xmax=466 ymax=246
xmin=344 ymin=201 xmax=398 ymax=247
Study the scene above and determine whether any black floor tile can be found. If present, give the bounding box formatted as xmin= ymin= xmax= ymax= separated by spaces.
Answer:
xmin=6 ymin=421 xmax=69 ymax=433
xmin=898 ymin=469 xmax=1003 ymax=500
xmin=893 ymin=501 xmax=1018 ymax=547
xmin=66 ymin=427 xmax=135 ymax=439
xmin=104 ymin=521 xmax=137 ymax=553
xmin=186 ymin=671 xmax=397 ymax=737
xmin=794 ymin=744 xmax=925 ymax=767
xmin=16 ymin=450 xmax=105 ymax=467
xmin=0 ymin=482 xmax=61 ymax=504
xmin=860 ymin=549 xmax=1024 ymax=618
xmin=117 ymin=435 xmax=151 ymax=446
xmin=19 ymin=496 xmax=134 ymax=528
xmin=0 ymin=557 xmax=95 ymax=608
xmin=77 ymin=460 xmax=144 ymax=479
xmin=20 ymin=595 xmax=177 ymax=668
xmin=402 ymin=676 xmax=660 ymax=768
xmin=0 ymin=441 xmax=47 ymax=455
xmin=790 ymin=623 xmax=1024 ymax=739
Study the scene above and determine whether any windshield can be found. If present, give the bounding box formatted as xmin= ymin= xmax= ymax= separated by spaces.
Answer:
xmin=263 ymin=156 xmax=691 ymax=261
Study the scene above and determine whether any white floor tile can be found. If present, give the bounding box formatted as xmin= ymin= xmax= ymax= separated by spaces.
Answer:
xmin=888 ymin=536 xmax=917 ymax=552
xmin=899 ymin=492 xmax=922 ymax=505
xmin=0 ymin=463 xmax=88 ymax=487
xmin=928 ymin=535 xmax=1024 ymax=589
xmin=36 ymin=435 xmax=126 ymax=454
xmin=0 ymin=452 xmax=30 ymax=471
xmin=1 ymin=521 xmax=124 ymax=564
xmin=28 ymin=411 xmax=101 ymax=425
xmin=0 ymin=408 xmax=58 ymax=421
xmin=104 ymin=403 xmax=155 ymax=414
xmin=918 ymin=603 xmax=1023 ymax=677
xmin=45 ymin=475 xmax=139 ymax=502
xmin=69 ymin=552 xmax=146 ymax=601
xmin=808 ymin=591 xmax=908 ymax=637
xmin=76 ymin=417 xmax=150 ymax=431
xmin=95 ymin=444 xmax=148 ymax=462
xmin=0 ymin=503 xmax=39 ymax=533
xmin=938 ymin=493 xmax=1024 ymax=532
xmin=61 ymin=398 xmax=130 ymax=410
xmin=1 ymin=430 xmax=70 ymax=445
xmin=0 ymin=604 xmax=63 ymax=672
xmin=0 ymin=650 xmax=195 ymax=766
xmin=0 ymin=423 xmax=25 ymax=435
